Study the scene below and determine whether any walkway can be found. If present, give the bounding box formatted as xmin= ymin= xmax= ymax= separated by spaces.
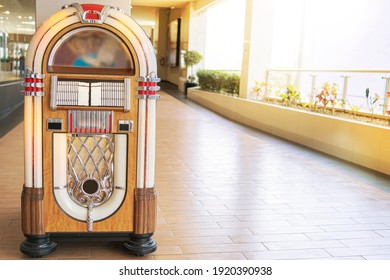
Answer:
xmin=2 ymin=88 xmax=390 ymax=260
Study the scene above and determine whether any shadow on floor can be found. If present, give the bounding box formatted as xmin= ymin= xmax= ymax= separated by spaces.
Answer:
xmin=0 ymin=104 xmax=23 ymax=139
xmin=159 ymin=81 xmax=187 ymax=101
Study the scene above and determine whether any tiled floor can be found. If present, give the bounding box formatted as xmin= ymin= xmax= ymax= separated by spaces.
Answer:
xmin=2 ymin=86 xmax=390 ymax=260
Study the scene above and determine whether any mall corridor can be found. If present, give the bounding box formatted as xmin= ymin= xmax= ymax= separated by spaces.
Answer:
xmin=2 ymin=89 xmax=390 ymax=260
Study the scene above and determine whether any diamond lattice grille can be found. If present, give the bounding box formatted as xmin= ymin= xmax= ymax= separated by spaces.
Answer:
xmin=67 ymin=135 xmax=114 ymax=207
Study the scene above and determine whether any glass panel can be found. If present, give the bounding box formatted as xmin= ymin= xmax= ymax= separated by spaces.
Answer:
xmin=0 ymin=0 xmax=35 ymax=81
xmin=48 ymin=27 xmax=135 ymax=75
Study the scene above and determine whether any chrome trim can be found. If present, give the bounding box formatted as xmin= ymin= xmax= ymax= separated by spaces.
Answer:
xmin=136 ymin=94 xmax=161 ymax=100
xmin=124 ymin=78 xmax=131 ymax=112
xmin=69 ymin=3 xmax=114 ymax=24
xmin=61 ymin=4 xmax=71 ymax=9
xmin=22 ymin=82 xmax=45 ymax=88
xmin=22 ymin=91 xmax=45 ymax=97
xmin=54 ymin=184 xmax=68 ymax=190
xmin=87 ymin=203 xmax=93 ymax=232
xmin=67 ymin=135 xmax=115 ymax=208
xmin=136 ymin=76 xmax=161 ymax=83
xmin=115 ymin=186 xmax=126 ymax=190
xmin=23 ymin=73 xmax=45 ymax=79
xmin=50 ymin=76 xmax=58 ymax=110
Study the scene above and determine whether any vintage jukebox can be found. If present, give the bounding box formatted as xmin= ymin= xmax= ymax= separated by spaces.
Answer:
xmin=20 ymin=3 xmax=160 ymax=257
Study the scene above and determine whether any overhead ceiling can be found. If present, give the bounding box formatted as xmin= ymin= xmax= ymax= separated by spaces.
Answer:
xmin=0 ymin=0 xmax=36 ymax=35
xmin=0 ymin=0 xmax=196 ymax=35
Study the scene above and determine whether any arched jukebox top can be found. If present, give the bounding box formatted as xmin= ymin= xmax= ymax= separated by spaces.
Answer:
xmin=25 ymin=3 xmax=157 ymax=78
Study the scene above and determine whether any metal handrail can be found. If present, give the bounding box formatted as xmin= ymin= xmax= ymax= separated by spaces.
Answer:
xmin=267 ymin=69 xmax=390 ymax=73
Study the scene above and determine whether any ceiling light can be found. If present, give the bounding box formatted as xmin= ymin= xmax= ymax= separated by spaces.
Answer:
xmin=4 ymin=11 xmax=10 ymax=14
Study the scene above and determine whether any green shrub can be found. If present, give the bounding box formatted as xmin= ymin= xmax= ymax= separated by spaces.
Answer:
xmin=196 ymin=69 xmax=240 ymax=95
xmin=225 ymin=73 xmax=240 ymax=95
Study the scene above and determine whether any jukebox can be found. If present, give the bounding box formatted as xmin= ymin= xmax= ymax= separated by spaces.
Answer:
xmin=20 ymin=3 xmax=160 ymax=257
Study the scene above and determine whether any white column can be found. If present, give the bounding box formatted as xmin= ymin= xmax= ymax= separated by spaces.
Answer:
xmin=24 ymin=96 xmax=33 ymax=188
xmin=34 ymin=96 xmax=43 ymax=188
xmin=239 ymin=0 xmax=276 ymax=99
xmin=145 ymin=99 xmax=157 ymax=188
xmin=136 ymin=98 xmax=146 ymax=189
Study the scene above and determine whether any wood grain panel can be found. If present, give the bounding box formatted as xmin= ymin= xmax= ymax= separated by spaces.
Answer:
xmin=40 ymin=23 xmax=139 ymax=233
xmin=21 ymin=187 xmax=45 ymax=235
xmin=134 ymin=187 xmax=157 ymax=234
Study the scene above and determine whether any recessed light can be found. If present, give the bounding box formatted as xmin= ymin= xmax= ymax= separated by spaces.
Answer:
xmin=4 ymin=10 xmax=10 ymax=14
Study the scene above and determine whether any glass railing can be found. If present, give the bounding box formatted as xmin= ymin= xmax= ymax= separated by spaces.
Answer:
xmin=251 ymin=69 xmax=390 ymax=117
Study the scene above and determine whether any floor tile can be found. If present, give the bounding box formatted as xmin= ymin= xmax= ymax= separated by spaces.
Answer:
xmin=2 ymin=86 xmax=390 ymax=260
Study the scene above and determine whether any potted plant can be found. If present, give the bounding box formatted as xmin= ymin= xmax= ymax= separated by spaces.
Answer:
xmin=280 ymin=84 xmax=301 ymax=107
xmin=183 ymin=50 xmax=203 ymax=95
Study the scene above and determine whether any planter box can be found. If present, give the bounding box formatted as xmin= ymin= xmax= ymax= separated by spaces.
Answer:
xmin=188 ymin=88 xmax=390 ymax=176
xmin=0 ymin=62 xmax=12 ymax=71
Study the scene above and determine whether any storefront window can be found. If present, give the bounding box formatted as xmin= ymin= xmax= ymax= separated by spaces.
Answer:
xmin=0 ymin=0 xmax=35 ymax=80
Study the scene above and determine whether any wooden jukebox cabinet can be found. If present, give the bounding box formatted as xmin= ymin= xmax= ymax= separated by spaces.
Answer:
xmin=20 ymin=3 xmax=160 ymax=257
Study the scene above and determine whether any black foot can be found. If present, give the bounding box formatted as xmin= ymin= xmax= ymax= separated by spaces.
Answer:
xmin=123 ymin=233 xmax=157 ymax=256
xmin=20 ymin=234 xmax=57 ymax=258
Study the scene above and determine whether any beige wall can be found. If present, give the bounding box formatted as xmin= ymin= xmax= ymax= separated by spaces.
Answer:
xmin=157 ymin=8 xmax=169 ymax=81
xmin=131 ymin=6 xmax=159 ymax=48
xmin=157 ymin=4 xmax=190 ymax=85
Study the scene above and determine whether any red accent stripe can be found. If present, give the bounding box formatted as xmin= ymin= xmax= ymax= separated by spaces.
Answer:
xmin=69 ymin=113 xmax=73 ymax=133
xmin=108 ymin=113 xmax=112 ymax=133
xmin=139 ymin=81 xmax=145 ymax=95
xmin=25 ymin=77 xmax=32 ymax=92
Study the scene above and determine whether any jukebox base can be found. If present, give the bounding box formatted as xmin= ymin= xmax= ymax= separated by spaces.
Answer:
xmin=20 ymin=234 xmax=57 ymax=258
xmin=123 ymin=233 xmax=157 ymax=256
xmin=20 ymin=232 xmax=157 ymax=257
